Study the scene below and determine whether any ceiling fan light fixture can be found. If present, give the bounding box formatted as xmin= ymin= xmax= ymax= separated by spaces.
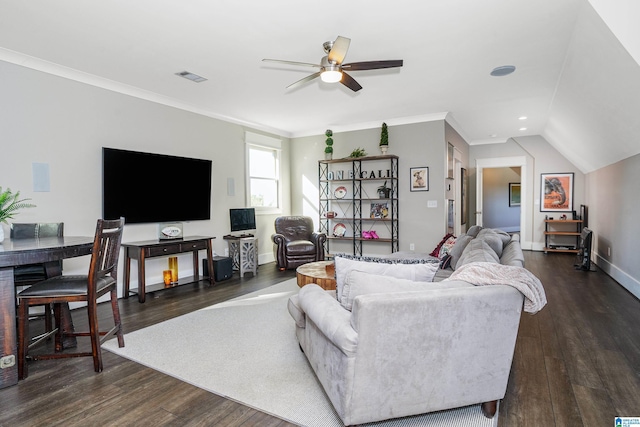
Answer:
xmin=321 ymin=68 xmax=342 ymax=83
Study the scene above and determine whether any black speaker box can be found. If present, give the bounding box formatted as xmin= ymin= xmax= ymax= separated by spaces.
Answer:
xmin=203 ymin=257 xmax=233 ymax=281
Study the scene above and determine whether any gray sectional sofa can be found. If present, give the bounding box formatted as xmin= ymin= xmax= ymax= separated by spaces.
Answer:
xmin=287 ymin=227 xmax=542 ymax=426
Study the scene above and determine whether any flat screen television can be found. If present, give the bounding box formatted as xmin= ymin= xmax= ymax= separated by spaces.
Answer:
xmin=230 ymin=208 xmax=256 ymax=233
xmin=102 ymin=147 xmax=212 ymax=224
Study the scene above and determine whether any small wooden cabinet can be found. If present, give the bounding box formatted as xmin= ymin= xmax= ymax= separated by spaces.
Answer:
xmin=544 ymin=220 xmax=582 ymax=253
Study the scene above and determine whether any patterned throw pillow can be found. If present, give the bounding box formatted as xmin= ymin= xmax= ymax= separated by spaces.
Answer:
xmin=429 ymin=233 xmax=454 ymax=257
xmin=438 ymin=235 xmax=457 ymax=259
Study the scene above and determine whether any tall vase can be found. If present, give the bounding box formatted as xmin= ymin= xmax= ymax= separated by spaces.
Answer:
xmin=168 ymin=256 xmax=178 ymax=284
xmin=380 ymin=145 xmax=388 ymax=154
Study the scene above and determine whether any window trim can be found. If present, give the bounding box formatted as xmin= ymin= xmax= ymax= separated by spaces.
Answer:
xmin=245 ymin=132 xmax=282 ymax=214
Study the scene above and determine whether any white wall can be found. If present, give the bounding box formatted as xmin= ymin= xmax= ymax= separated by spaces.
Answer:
xmin=586 ymin=153 xmax=640 ymax=299
xmin=0 ymin=60 xmax=290 ymax=297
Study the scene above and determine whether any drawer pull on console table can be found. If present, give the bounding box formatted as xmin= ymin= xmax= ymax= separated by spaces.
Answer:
xmin=123 ymin=236 xmax=215 ymax=303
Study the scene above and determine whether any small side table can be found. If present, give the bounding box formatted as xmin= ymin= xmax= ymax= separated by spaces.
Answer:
xmin=296 ymin=260 xmax=336 ymax=290
xmin=223 ymin=235 xmax=258 ymax=277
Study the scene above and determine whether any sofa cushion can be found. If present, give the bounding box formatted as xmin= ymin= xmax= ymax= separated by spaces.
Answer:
xmin=456 ymin=239 xmax=500 ymax=266
xmin=286 ymin=240 xmax=316 ymax=255
xmin=466 ymin=225 xmax=483 ymax=237
xmin=334 ymin=255 xmax=439 ymax=302
xmin=475 ymin=231 xmax=504 ymax=257
xmin=501 ymin=236 xmax=525 ymax=267
xmin=341 ymin=270 xmax=472 ymax=311
xmin=448 ymin=234 xmax=474 ymax=270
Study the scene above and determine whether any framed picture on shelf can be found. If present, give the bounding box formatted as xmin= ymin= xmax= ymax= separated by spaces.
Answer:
xmin=541 ymin=173 xmax=574 ymax=212
xmin=370 ymin=202 xmax=389 ymax=218
xmin=410 ymin=167 xmax=429 ymax=192
xmin=509 ymin=182 xmax=521 ymax=207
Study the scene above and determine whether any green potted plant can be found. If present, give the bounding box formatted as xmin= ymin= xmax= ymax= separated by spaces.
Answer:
xmin=0 ymin=187 xmax=35 ymax=242
xmin=324 ymin=129 xmax=333 ymax=160
xmin=348 ymin=147 xmax=367 ymax=158
xmin=377 ymin=181 xmax=391 ymax=198
xmin=380 ymin=122 xmax=389 ymax=154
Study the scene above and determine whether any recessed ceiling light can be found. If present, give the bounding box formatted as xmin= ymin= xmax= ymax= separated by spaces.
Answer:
xmin=519 ymin=127 xmax=527 ymax=131
xmin=490 ymin=65 xmax=516 ymax=77
xmin=175 ymin=71 xmax=207 ymax=83
xmin=518 ymin=116 xmax=527 ymax=120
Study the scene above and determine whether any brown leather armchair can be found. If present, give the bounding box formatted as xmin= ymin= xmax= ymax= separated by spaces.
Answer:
xmin=272 ymin=216 xmax=326 ymax=270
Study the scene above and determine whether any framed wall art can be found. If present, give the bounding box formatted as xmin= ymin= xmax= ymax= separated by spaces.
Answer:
xmin=410 ymin=167 xmax=429 ymax=192
xmin=509 ymin=183 xmax=521 ymax=207
xmin=541 ymin=173 xmax=573 ymax=212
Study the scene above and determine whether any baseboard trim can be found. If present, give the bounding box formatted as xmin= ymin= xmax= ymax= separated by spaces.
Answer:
xmin=595 ymin=254 xmax=640 ymax=300
xmin=259 ymin=252 xmax=275 ymax=265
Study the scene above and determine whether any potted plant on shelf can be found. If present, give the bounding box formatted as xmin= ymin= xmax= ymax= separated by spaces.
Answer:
xmin=324 ymin=129 xmax=333 ymax=160
xmin=0 ymin=187 xmax=35 ymax=242
xmin=348 ymin=147 xmax=367 ymax=158
xmin=377 ymin=181 xmax=391 ymax=198
xmin=380 ymin=122 xmax=389 ymax=154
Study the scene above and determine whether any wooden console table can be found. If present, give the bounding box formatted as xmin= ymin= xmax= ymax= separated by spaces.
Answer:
xmin=123 ymin=236 xmax=215 ymax=303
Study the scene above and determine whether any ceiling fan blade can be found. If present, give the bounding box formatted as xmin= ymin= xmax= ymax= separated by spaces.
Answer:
xmin=328 ymin=36 xmax=351 ymax=65
xmin=262 ymin=59 xmax=321 ymax=68
xmin=340 ymin=71 xmax=362 ymax=92
xmin=342 ymin=60 xmax=404 ymax=71
xmin=287 ymin=71 xmax=322 ymax=90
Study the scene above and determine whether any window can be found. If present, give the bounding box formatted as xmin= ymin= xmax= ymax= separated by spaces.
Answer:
xmin=245 ymin=132 xmax=281 ymax=211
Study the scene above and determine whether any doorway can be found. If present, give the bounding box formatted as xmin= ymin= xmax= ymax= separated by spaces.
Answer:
xmin=476 ymin=156 xmax=529 ymax=248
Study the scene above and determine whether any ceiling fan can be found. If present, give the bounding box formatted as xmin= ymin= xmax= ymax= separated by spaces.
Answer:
xmin=262 ymin=36 xmax=403 ymax=92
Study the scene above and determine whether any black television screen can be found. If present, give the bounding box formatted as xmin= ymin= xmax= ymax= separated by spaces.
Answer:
xmin=230 ymin=208 xmax=256 ymax=232
xmin=102 ymin=147 xmax=212 ymax=224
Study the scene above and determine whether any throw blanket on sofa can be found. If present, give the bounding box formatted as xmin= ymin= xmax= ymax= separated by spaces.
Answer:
xmin=446 ymin=262 xmax=547 ymax=313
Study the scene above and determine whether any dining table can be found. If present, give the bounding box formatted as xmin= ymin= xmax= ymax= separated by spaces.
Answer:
xmin=0 ymin=235 xmax=94 ymax=389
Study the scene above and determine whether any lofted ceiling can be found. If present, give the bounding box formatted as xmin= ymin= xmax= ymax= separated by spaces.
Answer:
xmin=1 ymin=0 xmax=639 ymax=173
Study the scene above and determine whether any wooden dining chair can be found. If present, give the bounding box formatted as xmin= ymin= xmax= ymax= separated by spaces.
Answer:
xmin=17 ymin=218 xmax=125 ymax=379
xmin=11 ymin=222 xmax=65 ymax=332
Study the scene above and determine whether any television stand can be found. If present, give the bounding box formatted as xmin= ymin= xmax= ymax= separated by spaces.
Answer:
xmin=122 ymin=236 xmax=215 ymax=303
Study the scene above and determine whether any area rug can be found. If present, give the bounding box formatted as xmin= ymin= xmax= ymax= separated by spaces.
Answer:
xmin=103 ymin=279 xmax=498 ymax=427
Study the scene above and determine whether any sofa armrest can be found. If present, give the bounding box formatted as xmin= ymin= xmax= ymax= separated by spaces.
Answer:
xmin=298 ymin=284 xmax=358 ymax=356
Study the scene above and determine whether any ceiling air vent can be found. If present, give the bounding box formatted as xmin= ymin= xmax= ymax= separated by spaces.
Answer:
xmin=175 ymin=71 xmax=207 ymax=83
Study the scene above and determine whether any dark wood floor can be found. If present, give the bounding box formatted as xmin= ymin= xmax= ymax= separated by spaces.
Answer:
xmin=1 ymin=252 xmax=639 ymax=426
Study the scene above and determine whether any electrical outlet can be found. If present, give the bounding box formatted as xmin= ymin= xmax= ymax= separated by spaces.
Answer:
xmin=0 ymin=355 xmax=15 ymax=369
xmin=409 ymin=243 xmax=415 ymax=251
